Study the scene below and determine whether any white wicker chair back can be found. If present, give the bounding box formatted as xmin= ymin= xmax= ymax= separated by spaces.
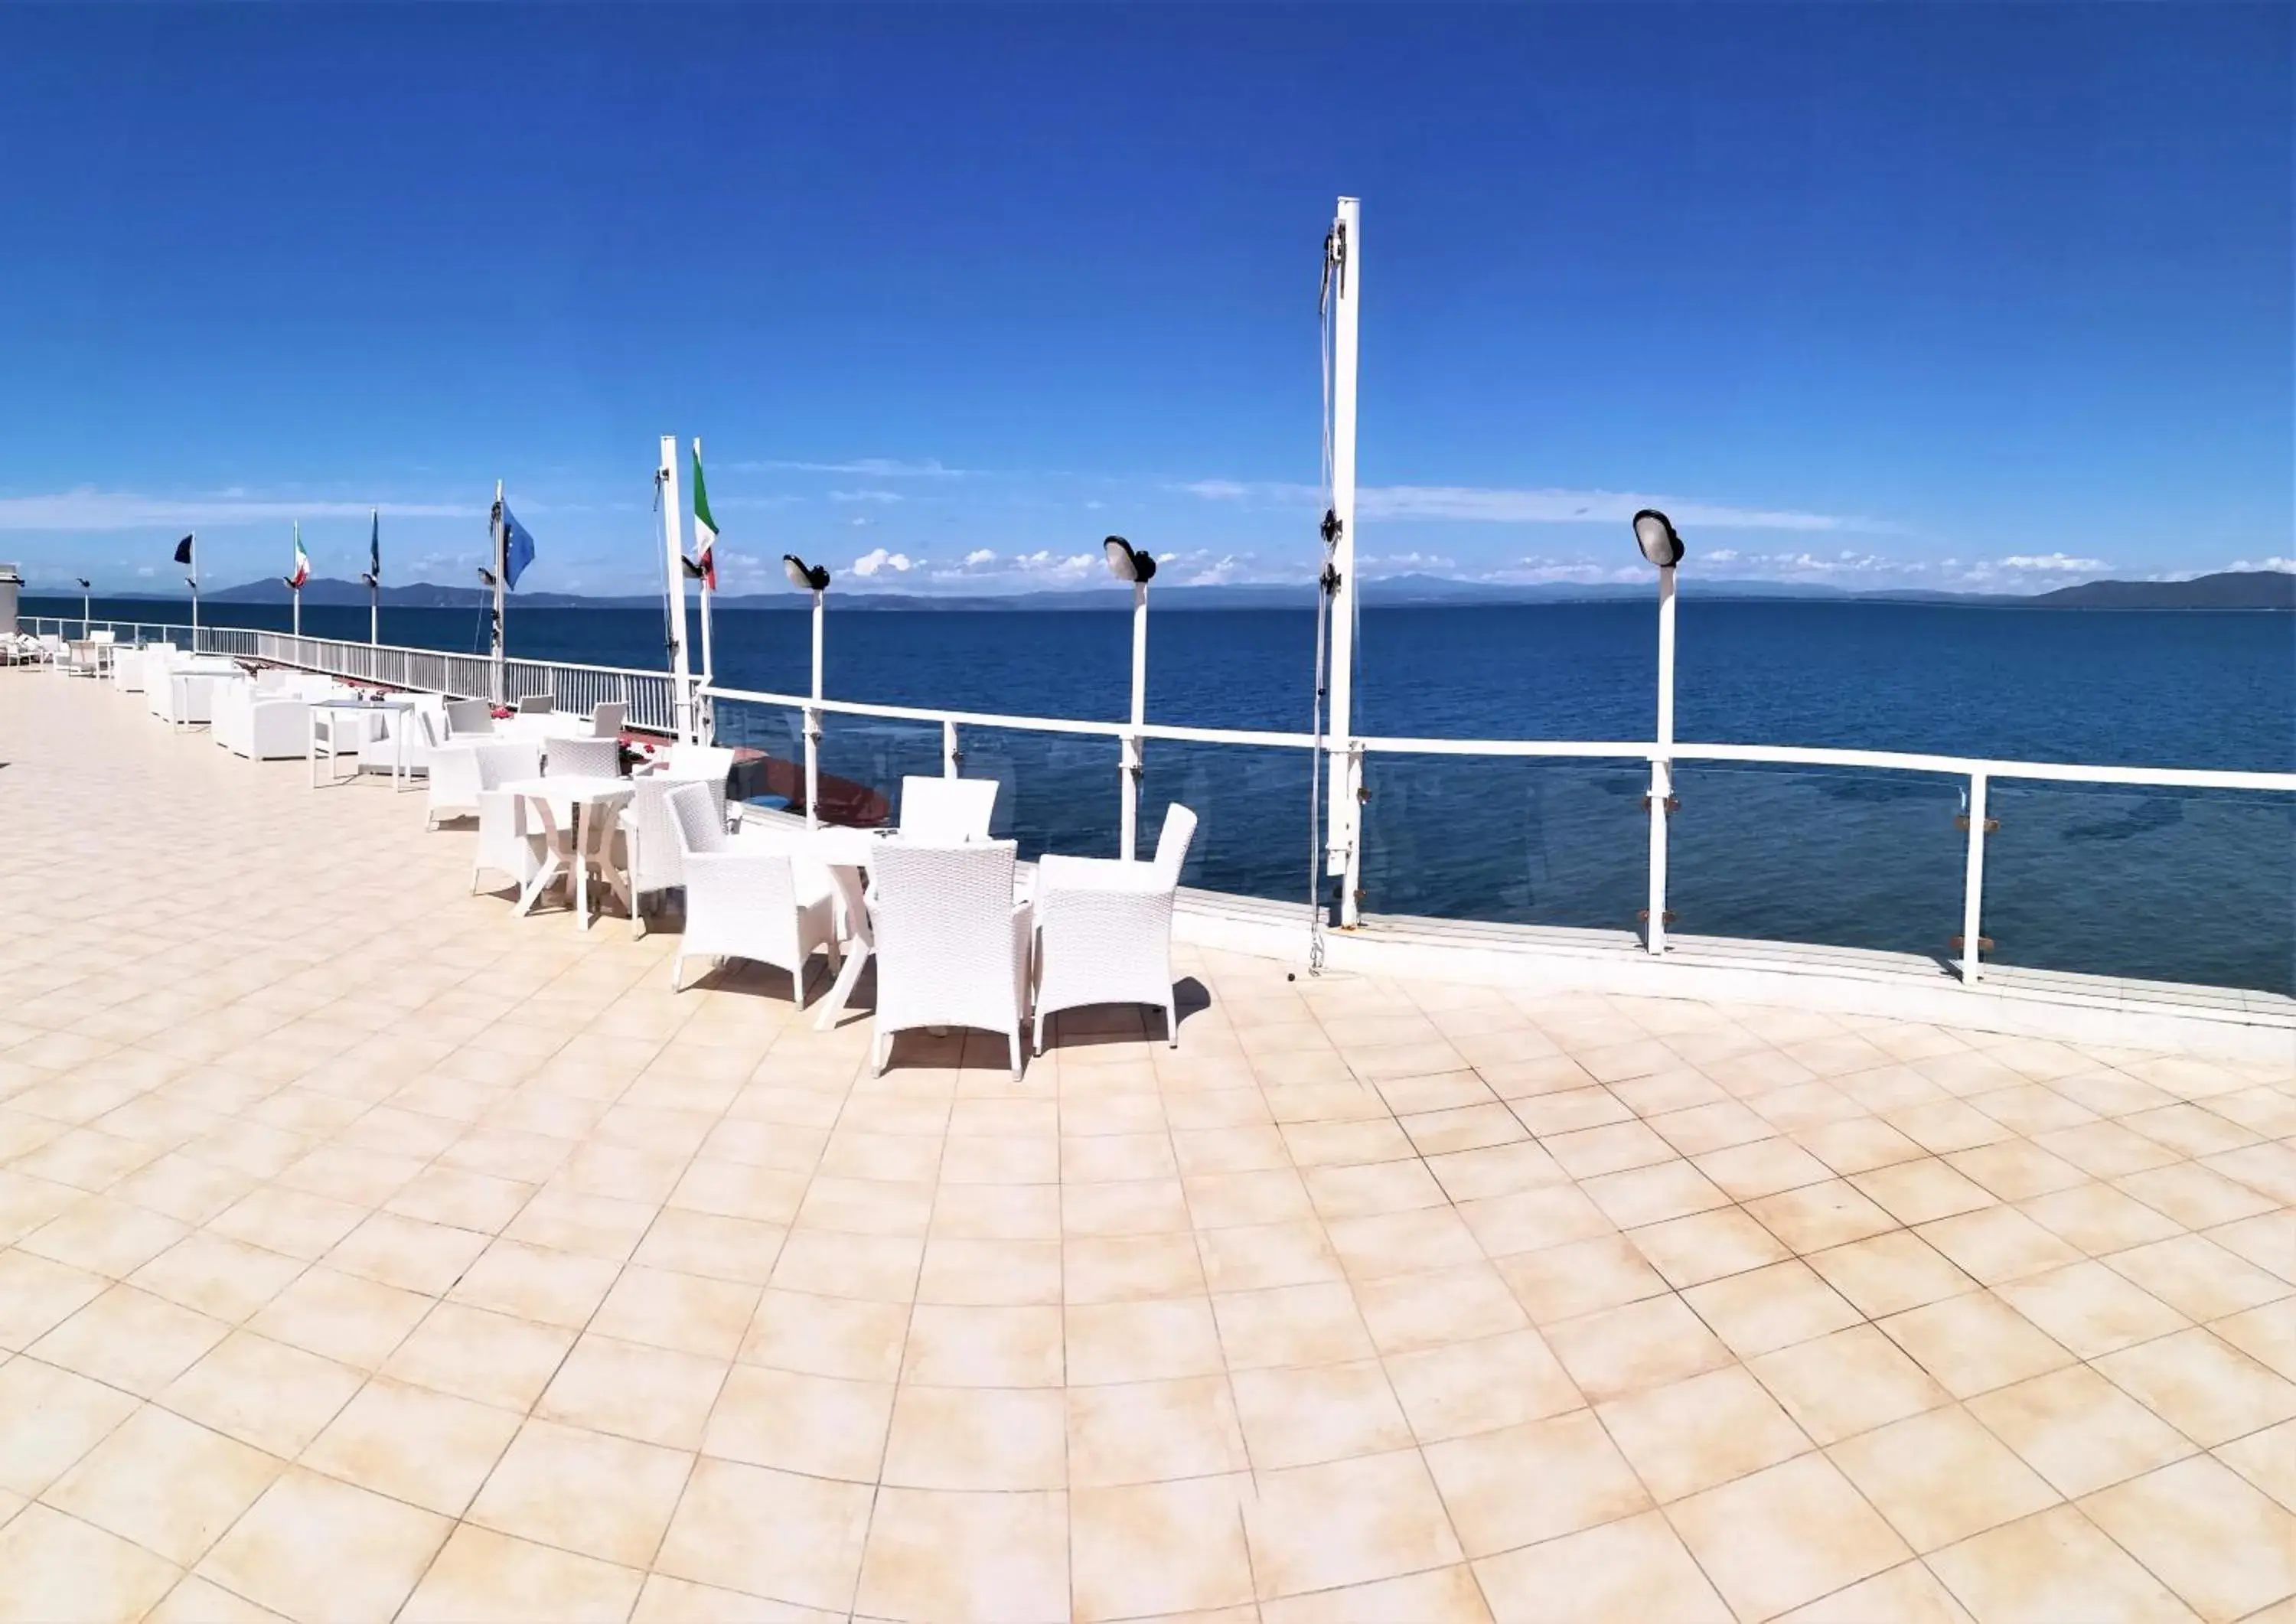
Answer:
xmin=1153 ymin=804 xmax=1199 ymax=886
xmin=588 ymin=700 xmax=628 ymax=738
xmin=545 ymin=737 xmax=621 ymax=779
xmin=664 ymin=781 xmax=731 ymax=859
xmin=516 ymin=693 xmax=556 ymax=714
xmin=869 ymin=840 xmax=1026 ymax=1064
xmin=898 ymin=776 xmax=999 ymax=842
xmin=445 ymin=698 xmax=494 ymax=736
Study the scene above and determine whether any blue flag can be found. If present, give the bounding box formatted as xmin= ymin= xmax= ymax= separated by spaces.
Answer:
xmin=501 ymin=504 xmax=536 ymax=589
xmin=368 ymin=510 xmax=380 ymax=580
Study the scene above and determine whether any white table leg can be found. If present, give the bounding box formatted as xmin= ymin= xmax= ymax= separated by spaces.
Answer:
xmin=573 ymin=803 xmax=592 ymax=930
xmin=812 ymin=867 xmax=872 ymax=1029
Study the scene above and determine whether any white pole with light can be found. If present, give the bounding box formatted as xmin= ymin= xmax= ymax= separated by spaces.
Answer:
xmin=1104 ymin=536 xmax=1156 ymax=859
xmin=658 ymin=435 xmax=694 ymax=742
xmin=1325 ymin=195 xmax=1363 ymax=928
xmin=488 ymin=481 xmax=507 ymax=704
xmin=784 ymin=555 xmax=830 ymax=829
xmin=77 ymin=578 xmax=90 ymax=639
xmin=181 ymin=533 xmax=199 ymax=648
xmin=691 ymin=439 xmax=717 ymax=745
xmin=1633 ymin=508 xmax=1684 ymax=955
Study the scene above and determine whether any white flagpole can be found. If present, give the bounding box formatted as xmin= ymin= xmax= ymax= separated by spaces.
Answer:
xmin=491 ymin=480 xmax=507 ymax=705
xmin=659 ymin=435 xmax=694 ymax=742
xmin=1326 ymin=195 xmax=1363 ymax=928
xmin=188 ymin=533 xmax=200 ymax=647
xmin=370 ymin=507 xmax=380 ymax=647
xmin=693 ymin=437 xmax=716 ymax=744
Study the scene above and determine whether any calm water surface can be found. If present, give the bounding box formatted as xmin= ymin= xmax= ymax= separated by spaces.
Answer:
xmin=37 ymin=595 xmax=2294 ymax=993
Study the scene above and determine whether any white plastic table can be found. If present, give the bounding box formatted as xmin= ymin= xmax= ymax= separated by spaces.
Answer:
xmin=308 ymin=698 xmax=414 ymax=790
xmin=800 ymin=824 xmax=898 ymax=1029
xmin=501 ymin=775 xmax=635 ymax=930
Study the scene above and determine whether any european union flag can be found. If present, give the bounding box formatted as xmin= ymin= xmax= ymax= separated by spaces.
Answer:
xmin=501 ymin=504 xmax=536 ymax=589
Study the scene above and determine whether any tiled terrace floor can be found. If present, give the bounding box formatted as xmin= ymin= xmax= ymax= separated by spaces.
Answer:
xmin=2 ymin=671 xmax=2294 ymax=1624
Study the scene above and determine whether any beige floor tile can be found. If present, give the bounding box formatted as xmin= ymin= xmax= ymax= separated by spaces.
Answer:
xmin=1060 ymin=1177 xmax=1192 ymax=1240
xmin=1930 ymin=1504 xmax=2200 ymax=1624
xmin=1748 ymin=1179 xmax=1900 ymax=1253
xmin=1494 ymin=1234 xmax=1667 ymax=1325
xmin=2017 ymin=1183 xmax=2183 ymax=1255
xmin=2035 ymin=1120 xmax=2185 ymax=1179
xmin=243 ymin=1265 xmax=430 ymax=1370
xmin=654 ymin=1457 xmax=871 ymax=1612
xmin=1665 ymin=1453 xmax=1912 ymax=1621
xmin=1071 ymin=1475 xmax=1256 ymax=1621
xmin=447 ymin=1238 xmax=621 ymax=1329
xmin=880 ymin=1384 xmax=1066 ymax=1491
xmin=44 ymin=1404 xmax=280 ymax=1565
xmin=1600 ymin=1364 xmax=1814 ymax=1502
xmin=0 ymin=1502 xmax=182 ymax=1623
xmin=632 ymin=1209 xmax=786 ymax=1286
xmin=1580 ymin=1159 xmax=1729 ymax=1228
xmin=1456 ymin=1183 xmax=1615 ymax=1258
xmin=142 ymin=1574 xmax=295 ymax=1624
xmin=1683 ymin=1257 xmax=1864 ymax=1358
xmin=533 ymin=1334 xmax=728 ymax=1450
xmin=1947 ymin=1140 xmax=2089 ymax=1202
xmin=1627 ymin=1205 xmax=1792 ymax=1289
xmin=1065 ymin=1375 xmax=1248 ymax=1486
xmin=1696 ymin=1135 xmax=1839 ymax=1200
xmin=399 ymin=1524 xmax=644 ymax=1624
xmin=1231 ymin=1358 xmax=1412 ymax=1469
xmin=208 ymin=1184 xmax=369 ymax=1263
xmin=2118 ymin=1163 xmax=2278 ymax=1231
xmin=19 ymin=1194 xmax=189 ymax=1280
xmin=1066 ymin=1296 xmax=1227 ymax=1384
xmin=1195 ymin=1219 xmax=1342 ymax=1293
xmin=382 ymin=1302 xmax=577 ymax=1411
xmin=1353 ymin=1261 xmax=1530 ymax=1355
xmin=1383 ymin=1326 xmax=1583 ymax=1443
xmin=1854 ymin=1158 xmax=2000 ymax=1225
xmin=2094 ymin=1328 xmax=2296 ymax=1448
xmin=2207 ymin=1211 xmax=2296 ymax=1287
xmin=502 ymin=1185 xmax=659 ymax=1262
xmin=1244 ymin=1448 xmax=1464 ymax=1596
xmin=2215 ymin=1299 xmax=2296 ymax=1384
xmin=915 ymin=1234 xmax=1065 ymax=1304
xmin=1210 ymin=1281 xmax=1375 ymax=1371
xmin=1473 ymin=1510 xmax=1728 ymax=1624
xmin=466 ymin=1417 xmax=693 ymax=1568
xmin=629 ymin=1573 xmax=841 ymax=1622
xmin=1916 ymin=1205 xmax=2086 ymax=1286
xmin=1303 ymin=1159 xmax=1448 ymax=1221
xmin=129 ymin=1232 xmax=309 ymax=1324
xmin=1746 ymin=1322 xmax=1953 ymax=1446
xmin=1828 ymin=1404 xmax=2060 ymax=1553
xmin=159 ymin=1329 xmax=364 ymax=1457
xmin=1544 ymin=1292 xmax=1736 ymax=1401
xmin=1773 ymin=1559 xmax=1978 ymax=1623
xmin=703 ymin=1364 xmax=892 ymax=1482
xmin=2216 ymin=1417 xmax=2296 ymax=1512
xmin=589 ymin=1264 xmax=760 ymax=1361
xmin=2105 ymin=1234 xmax=2293 ymax=1322
xmin=899 ymin=1302 xmax=1062 ymax=1387
xmin=194 ymin=1466 xmax=451 ymax=1624
xmin=739 ymin=1288 xmax=909 ymax=1383
xmin=1879 ymin=1293 xmax=2076 ymax=1399
xmin=0 ymin=1355 xmax=140 ymax=1498
xmin=2081 ymin=1454 xmax=2296 ymax=1624
xmin=302 ymin=1376 xmax=523 ymax=1517
xmin=29 ymin=1283 xmax=228 ymax=1397
xmin=854 ymin=1485 xmax=1069 ymax=1623
xmin=1967 ymin=1365 xmax=2197 ymax=1498
xmin=1424 ymin=1408 xmax=1650 ymax=1555
xmin=1182 ymin=1168 xmax=1316 ymax=1229
xmin=1994 ymin=1260 xmax=2189 ymax=1358
xmin=1808 ymin=1229 xmax=1980 ymax=1319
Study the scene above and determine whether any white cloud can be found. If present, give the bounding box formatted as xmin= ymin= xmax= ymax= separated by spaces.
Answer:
xmin=1182 ymin=480 xmax=1870 ymax=533
xmin=850 ymin=548 xmax=917 ymax=578
xmin=0 ymin=488 xmax=483 ymax=530
xmin=2228 ymin=556 xmax=2296 ymax=572
xmin=962 ymin=549 xmax=996 ymax=567
xmin=1359 ymin=551 xmax=1454 ymax=574
xmin=1993 ymin=553 xmax=2107 ymax=573
xmin=1705 ymin=548 xmax=1740 ymax=563
xmin=828 ymin=490 xmax=902 ymax=504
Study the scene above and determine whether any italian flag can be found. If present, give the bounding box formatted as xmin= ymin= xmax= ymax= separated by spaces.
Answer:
xmin=691 ymin=445 xmax=718 ymax=590
xmin=287 ymin=524 xmax=310 ymax=589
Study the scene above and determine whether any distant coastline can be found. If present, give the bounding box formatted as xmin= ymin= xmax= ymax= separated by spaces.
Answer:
xmin=34 ymin=567 xmax=2294 ymax=613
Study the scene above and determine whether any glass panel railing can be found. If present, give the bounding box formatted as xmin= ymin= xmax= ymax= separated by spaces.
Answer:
xmin=1137 ymin=739 xmax=1316 ymax=901
xmin=950 ymin=726 xmax=1123 ymax=863
xmin=1666 ymin=764 xmax=1965 ymax=959
xmin=1359 ymin=754 xmax=1650 ymax=929
xmin=709 ymin=698 xmax=810 ymax=816
xmin=1984 ymin=781 xmax=2295 ymax=995
xmin=814 ymin=716 xmax=941 ymax=828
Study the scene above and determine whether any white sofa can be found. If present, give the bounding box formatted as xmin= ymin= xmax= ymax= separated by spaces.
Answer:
xmin=212 ymin=681 xmax=315 ymax=760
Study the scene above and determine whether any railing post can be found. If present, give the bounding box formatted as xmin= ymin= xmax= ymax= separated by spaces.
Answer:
xmin=803 ymin=708 xmax=823 ymax=830
xmin=943 ymin=719 xmax=961 ymax=778
xmin=1960 ymin=771 xmax=1989 ymax=984
xmin=1645 ymin=563 xmax=1678 ymax=955
xmin=1119 ymin=732 xmax=1143 ymax=860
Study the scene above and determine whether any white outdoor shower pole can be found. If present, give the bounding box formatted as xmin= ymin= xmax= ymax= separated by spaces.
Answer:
xmin=1120 ymin=578 xmax=1148 ymax=859
xmin=805 ymin=588 xmax=823 ymax=830
xmin=1646 ymin=563 xmax=1678 ymax=954
xmin=659 ymin=435 xmax=694 ymax=743
xmin=1326 ymin=194 xmax=1364 ymax=928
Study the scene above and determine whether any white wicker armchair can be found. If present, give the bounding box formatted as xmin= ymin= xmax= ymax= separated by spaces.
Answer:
xmin=470 ymin=741 xmax=546 ymax=895
xmin=211 ymin=681 xmax=311 ymax=760
xmin=543 ymin=735 xmax=622 ymax=778
xmin=357 ymin=699 xmax=445 ymax=779
xmin=664 ymin=782 xmax=837 ymax=1002
xmin=618 ymin=771 xmax=729 ymax=938
xmin=426 ymin=742 xmax=483 ymax=828
xmin=445 ymin=697 xmax=495 ymax=736
xmin=898 ymin=775 xmax=998 ymax=841
xmin=1032 ymin=804 xmax=1198 ymax=1051
xmin=868 ymin=839 xmax=1032 ymax=1078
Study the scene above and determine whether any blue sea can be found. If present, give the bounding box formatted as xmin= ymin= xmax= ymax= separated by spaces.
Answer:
xmin=32 ymin=594 xmax=2295 ymax=994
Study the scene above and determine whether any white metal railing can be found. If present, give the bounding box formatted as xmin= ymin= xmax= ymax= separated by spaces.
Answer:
xmin=703 ymin=678 xmax=2296 ymax=991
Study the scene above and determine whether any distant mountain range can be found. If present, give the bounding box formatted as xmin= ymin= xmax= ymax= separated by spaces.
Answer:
xmin=98 ymin=567 xmax=2296 ymax=612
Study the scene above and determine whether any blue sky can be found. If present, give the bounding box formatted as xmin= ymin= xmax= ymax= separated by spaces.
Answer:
xmin=2 ymin=4 xmax=2288 ymax=597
